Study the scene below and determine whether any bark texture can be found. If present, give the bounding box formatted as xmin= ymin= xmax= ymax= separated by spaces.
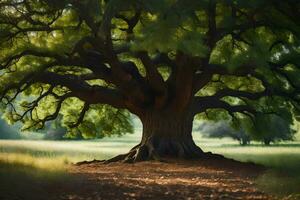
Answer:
xmin=106 ymin=110 xmax=204 ymax=163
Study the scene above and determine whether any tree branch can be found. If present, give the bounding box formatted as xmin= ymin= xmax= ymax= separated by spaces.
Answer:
xmin=36 ymin=72 xmax=127 ymax=109
xmin=69 ymin=102 xmax=90 ymax=128
xmin=192 ymin=96 xmax=257 ymax=116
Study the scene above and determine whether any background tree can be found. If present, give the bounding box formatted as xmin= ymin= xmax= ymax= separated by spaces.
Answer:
xmin=0 ymin=0 xmax=300 ymax=162
xmin=244 ymin=114 xmax=296 ymax=145
xmin=198 ymin=114 xmax=296 ymax=145
xmin=198 ymin=121 xmax=251 ymax=145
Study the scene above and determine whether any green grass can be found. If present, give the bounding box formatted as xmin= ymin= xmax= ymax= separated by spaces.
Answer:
xmin=0 ymin=137 xmax=136 ymax=169
xmin=196 ymin=137 xmax=300 ymax=198
xmin=0 ymin=134 xmax=300 ymax=198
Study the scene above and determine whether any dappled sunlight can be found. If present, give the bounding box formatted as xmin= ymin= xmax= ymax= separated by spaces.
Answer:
xmin=69 ymin=160 xmax=269 ymax=199
xmin=0 ymin=137 xmax=300 ymax=198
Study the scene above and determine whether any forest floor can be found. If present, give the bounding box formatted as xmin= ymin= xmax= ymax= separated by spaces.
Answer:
xmin=62 ymin=158 xmax=278 ymax=200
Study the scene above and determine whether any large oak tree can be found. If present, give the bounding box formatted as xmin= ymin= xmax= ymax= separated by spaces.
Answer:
xmin=0 ymin=0 xmax=300 ymax=162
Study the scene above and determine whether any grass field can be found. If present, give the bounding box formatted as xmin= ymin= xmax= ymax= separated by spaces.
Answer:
xmin=1 ymin=133 xmax=300 ymax=199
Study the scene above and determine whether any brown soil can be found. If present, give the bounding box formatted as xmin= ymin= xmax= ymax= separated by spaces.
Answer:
xmin=62 ymin=157 xmax=274 ymax=200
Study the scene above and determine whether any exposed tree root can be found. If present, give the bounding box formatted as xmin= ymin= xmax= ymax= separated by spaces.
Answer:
xmin=105 ymin=137 xmax=207 ymax=163
xmin=75 ymin=138 xmax=265 ymax=172
xmin=75 ymin=159 xmax=106 ymax=166
xmin=75 ymin=137 xmax=232 ymax=165
xmin=75 ymin=148 xmax=263 ymax=171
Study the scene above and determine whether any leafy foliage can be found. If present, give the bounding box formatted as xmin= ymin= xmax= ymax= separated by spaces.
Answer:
xmin=0 ymin=0 xmax=299 ymax=141
xmin=199 ymin=114 xmax=296 ymax=145
xmin=198 ymin=121 xmax=251 ymax=145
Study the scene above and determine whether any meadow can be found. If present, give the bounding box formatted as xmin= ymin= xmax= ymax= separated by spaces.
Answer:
xmin=1 ymin=133 xmax=300 ymax=199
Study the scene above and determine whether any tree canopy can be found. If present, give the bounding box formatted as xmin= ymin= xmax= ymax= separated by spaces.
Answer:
xmin=0 ymin=0 xmax=300 ymax=161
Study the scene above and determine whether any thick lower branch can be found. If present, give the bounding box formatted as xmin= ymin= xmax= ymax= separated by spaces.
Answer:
xmin=36 ymin=72 xmax=127 ymax=107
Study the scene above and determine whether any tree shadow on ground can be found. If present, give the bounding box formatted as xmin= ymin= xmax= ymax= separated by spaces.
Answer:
xmin=2 ymin=158 xmax=298 ymax=200
xmin=66 ymin=158 xmax=271 ymax=200
xmin=0 ymin=162 xmax=84 ymax=200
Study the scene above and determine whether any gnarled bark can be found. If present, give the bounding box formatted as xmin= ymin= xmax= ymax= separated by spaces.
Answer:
xmin=106 ymin=110 xmax=205 ymax=163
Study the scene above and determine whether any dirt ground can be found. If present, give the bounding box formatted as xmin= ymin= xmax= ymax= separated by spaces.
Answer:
xmin=59 ymin=157 xmax=276 ymax=200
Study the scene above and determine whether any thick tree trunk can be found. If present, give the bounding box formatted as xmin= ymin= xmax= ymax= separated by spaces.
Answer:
xmin=106 ymin=110 xmax=205 ymax=163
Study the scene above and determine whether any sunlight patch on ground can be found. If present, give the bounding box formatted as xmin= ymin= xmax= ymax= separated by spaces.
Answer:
xmin=0 ymin=152 xmax=68 ymax=171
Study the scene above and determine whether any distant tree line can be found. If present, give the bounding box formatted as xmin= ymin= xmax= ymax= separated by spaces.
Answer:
xmin=198 ymin=114 xmax=296 ymax=145
xmin=0 ymin=112 xmax=67 ymax=140
xmin=198 ymin=121 xmax=251 ymax=145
